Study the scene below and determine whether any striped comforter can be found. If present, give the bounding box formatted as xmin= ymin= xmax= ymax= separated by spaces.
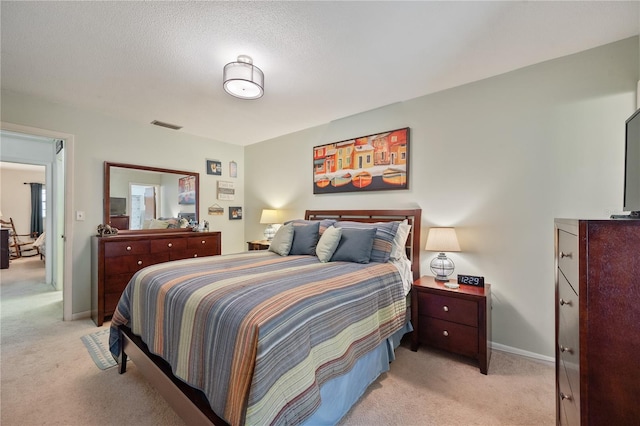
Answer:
xmin=109 ymin=251 xmax=407 ymax=425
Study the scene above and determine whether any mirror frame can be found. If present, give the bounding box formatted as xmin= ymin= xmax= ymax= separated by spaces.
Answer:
xmin=104 ymin=161 xmax=199 ymax=234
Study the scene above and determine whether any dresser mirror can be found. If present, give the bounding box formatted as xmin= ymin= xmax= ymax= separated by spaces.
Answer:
xmin=104 ymin=162 xmax=199 ymax=233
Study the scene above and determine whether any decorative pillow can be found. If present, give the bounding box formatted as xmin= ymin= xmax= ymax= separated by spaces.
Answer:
xmin=285 ymin=219 xmax=337 ymax=236
xmin=331 ymin=227 xmax=377 ymax=264
xmin=289 ymin=222 xmax=320 ymax=255
xmin=268 ymin=222 xmax=294 ymax=256
xmin=315 ymin=226 xmax=343 ymax=263
xmin=335 ymin=220 xmax=400 ymax=263
xmin=148 ymin=219 xmax=170 ymax=229
xmin=159 ymin=217 xmax=180 ymax=229
xmin=390 ymin=219 xmax=412 ymax=260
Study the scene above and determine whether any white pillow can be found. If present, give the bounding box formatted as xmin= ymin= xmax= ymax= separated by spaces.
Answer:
xmin=268 ymin=223 xmax=294 ymax=256
xmin=390 ymin=219 xmax=411 ymax=260
xmin=149 ymin=219 xmax=170 ymax=229
xmin=316 ymin=226 xmax=343 ymax=263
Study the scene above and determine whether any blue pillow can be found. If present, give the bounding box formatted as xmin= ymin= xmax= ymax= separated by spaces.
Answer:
xmin=330 ymin=227 xmax=377 ymax=264
xmin=285 ymin=219 xmax=336 ymax=235
xmin=335 ymin=221 xmax=400 ymax=263
xmin=289 ymin=222 xmax=320 ymax=255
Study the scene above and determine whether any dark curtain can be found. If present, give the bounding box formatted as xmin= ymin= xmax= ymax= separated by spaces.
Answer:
xmin=30 ymin=183 xmax=43 ymax=236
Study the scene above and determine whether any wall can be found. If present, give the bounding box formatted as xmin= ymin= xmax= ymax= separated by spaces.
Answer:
xmin=0 ymin=166 xmax=46 ymax=235
xmin=0 ymin=93 xmax=245 ymax=317
xmin=245 ymin=37 xmax=639 ymax=358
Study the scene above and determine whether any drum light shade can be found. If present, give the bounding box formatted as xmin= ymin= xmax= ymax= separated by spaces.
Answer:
xmin=260 ymin=209 xmax=279 ymax=241
xmin=425 ymin=227 xmax=461 ymax=282
xmin=223 ymin=55 xmax=264 ymax=100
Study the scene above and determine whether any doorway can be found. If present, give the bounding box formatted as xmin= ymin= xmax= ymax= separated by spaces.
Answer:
xmin=0 ymin=123 xmax=74 ymax=320
xmin=129 ymin=184 xmax=159 ymax=230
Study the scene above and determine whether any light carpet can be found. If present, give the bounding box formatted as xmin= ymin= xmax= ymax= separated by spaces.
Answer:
xmin=81 ymin=328 xmax=117 ymax=370
xmin=1 ymin=256 xmax=555 ymax=425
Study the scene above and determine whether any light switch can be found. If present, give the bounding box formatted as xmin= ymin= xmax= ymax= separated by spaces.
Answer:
xmin=76 ymin=211 xmax=85 ymax=221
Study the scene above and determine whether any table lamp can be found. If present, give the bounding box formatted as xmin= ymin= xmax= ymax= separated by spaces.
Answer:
xmin=260 ymin=209 xmax=279 ymax=241
xmin=425 ymin=227 xmax=461 ymax=282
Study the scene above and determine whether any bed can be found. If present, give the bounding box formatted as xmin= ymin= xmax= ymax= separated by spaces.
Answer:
xmin=109 ymin=209 xmax=422 ymax=425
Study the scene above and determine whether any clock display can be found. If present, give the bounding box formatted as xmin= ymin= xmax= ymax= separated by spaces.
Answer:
xmin=457 ymin=274 xmax=485 ymax=287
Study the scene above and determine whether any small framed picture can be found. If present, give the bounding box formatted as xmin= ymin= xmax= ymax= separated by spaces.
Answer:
xmin=207 ymin=160 xmax=222 ymax=176
xmin=229 ymin=206 xmax=243 ymax=220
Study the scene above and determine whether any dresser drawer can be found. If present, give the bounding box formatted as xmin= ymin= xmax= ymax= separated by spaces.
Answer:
xmin=557 ymin=229 xmax=578 ymax=292
xmin=418 ymin=292 xmax=478 ymax=327
xmin=419 ymin=317 xmax=478 ymax=358
xmin=150 ymin=238 xmax=188 ymax=253
xmin=104 ymin=240 xmax=150 ymax=257
xmin=187 ymin=235 xmax=220 ymax=251
xmin=104 ymin=253 xmax=169 ymax=275
xmin=558 ymin=358 xmax=579 ymax=426
xmin=558 ymin=274 xmax=579 ymax=358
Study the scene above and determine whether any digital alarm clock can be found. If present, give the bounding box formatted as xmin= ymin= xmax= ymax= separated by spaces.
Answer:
xmin=457 ymin=274 xmax=485 ymax=287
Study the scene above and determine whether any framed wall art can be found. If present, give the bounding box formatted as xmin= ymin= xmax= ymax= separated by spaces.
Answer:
xmin=229 ymin=206 xmax=243 ymax=220
xmin=313 ymin=127 xmax=409 ymax=194
xmin=208 ymin=204 xmax=224 ymax=216
xmin=178 ymin=175 xmax=196 ymax=205
xmin=217 ymin=180 xmax=235 ymax=200
xmin=207 ymin=160 xmax=222 ymax=176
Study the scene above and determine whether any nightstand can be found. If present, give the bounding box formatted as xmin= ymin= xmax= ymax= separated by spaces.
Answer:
xmin=411 ymin=276 xmax=491 ymax=374
xmin=247 ymin=240 xmax=271 ymax=251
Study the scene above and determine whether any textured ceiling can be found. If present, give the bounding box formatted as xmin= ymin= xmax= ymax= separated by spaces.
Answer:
xmin=1 ymin=1 xmax=638 ymax=146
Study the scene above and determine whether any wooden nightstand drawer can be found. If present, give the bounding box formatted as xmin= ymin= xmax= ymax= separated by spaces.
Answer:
xmin=419 ymin=317 xmax=478 ymax=358
xmin=418 ymin=292 xmax=478 ymax=327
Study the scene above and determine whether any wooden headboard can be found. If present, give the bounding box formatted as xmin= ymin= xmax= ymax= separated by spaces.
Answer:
xmin=305 ymin=209 xmax=422 ymax=281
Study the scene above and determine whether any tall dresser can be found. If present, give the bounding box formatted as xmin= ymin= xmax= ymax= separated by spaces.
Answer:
xmin=91 ymin=231 xmax=221 ymax=326
xmin=555 ymin=219 xmax=640 ymax=425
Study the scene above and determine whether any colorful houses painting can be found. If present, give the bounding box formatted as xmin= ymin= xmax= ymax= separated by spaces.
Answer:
xmin=313 ymin=127 xmax=409 ymax=194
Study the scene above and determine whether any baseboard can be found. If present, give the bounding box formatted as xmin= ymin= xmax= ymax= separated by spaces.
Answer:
xmin=491 ymin=341 xmax=554 ymax=364
xmin=71 ymin=310 xmax=91 ymax=321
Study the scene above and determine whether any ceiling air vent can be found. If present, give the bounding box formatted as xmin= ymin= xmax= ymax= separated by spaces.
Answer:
xmin=151 ymin=120 xmax=182 ymax=130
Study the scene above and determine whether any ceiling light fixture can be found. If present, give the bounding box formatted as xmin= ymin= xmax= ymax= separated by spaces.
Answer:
xmin=223 ymin=55 xmax=264 ymax=100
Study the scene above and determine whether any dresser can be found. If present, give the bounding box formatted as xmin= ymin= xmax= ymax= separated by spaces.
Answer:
xmin=0 ymin=228 xmax=9 ymax=269
xmin=91 ymin=231 xmax=221 ymax=326
xmin=555 ymin=219 xmax=640 ymax=425
xmin=411 ymin=276 xmax=491 ymax=374
xmin=109 ymin=215 xmax=130 ymax=230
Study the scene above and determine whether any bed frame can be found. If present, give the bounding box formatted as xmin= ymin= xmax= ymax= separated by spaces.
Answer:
xmin=118 ymin=208 xmax=422 ymax=426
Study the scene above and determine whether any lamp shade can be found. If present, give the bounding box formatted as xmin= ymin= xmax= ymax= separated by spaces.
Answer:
xmin=425 ymin=227 xmax=460 ymax=252
xmin=260 ymin=209 xmax=279 ymax=224
xmin=223 ymin=55 xmax=264 ymax=100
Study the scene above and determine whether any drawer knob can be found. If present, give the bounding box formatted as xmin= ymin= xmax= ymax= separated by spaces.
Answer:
xmin=443 ymin=330 xmax=449 ymax=337
xmin=201 ymin=240 xmax=206 ymax=244
xmin=559 ymin=298 xmax=573 ymax=307
xmin=126 ymin=246 xmax=132 ymax=251
xmin=560 ymin=392 xmax=572 ymax=401
xmin=167 ymin=243 xmax=173 ymax=248
xmin=193 ymin=254 xmax=198 ymax=258
xmin=560 ymin=251 xmax=572 ymax=259
xmin=443 ymin=306 xmax=449 ymax=312
xmin=137 ymin=260 xmax=142 ymax=265
xmin=560 ymin=345 xmax=574 ymax=354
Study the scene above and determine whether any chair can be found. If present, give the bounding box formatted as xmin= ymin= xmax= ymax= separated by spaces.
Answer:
xmin=0 ymin=217 xmax=39 ymax=259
